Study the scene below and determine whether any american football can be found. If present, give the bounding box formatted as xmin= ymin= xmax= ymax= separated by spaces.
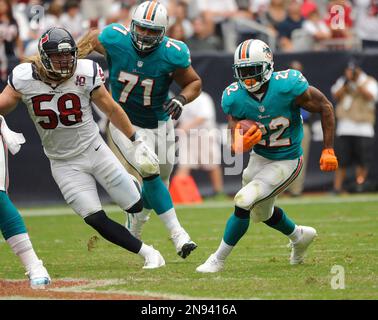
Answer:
xmin=238 ymin=119 xmax=258 ymax=134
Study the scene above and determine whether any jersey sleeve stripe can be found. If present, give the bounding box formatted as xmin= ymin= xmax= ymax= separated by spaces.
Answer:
xmin=7 ymin=71 xmax=16 ymax=91
xmin=92 ymin=61 xmax=98 ymax=86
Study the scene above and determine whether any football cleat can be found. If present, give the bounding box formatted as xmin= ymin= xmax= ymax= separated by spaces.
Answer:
xmin=142 ymin=246 xmax=166 ymax=269
xmin=289 ymin=226 xmax=317 ymax=265
xmin=196 ymin=254 xmax=225 ymax=273
xmin=126 ymin=212 xmax=149 ymax=240
xmin=26 ymin=260 xmax=51 ymax=289
xmin=170 ymin=228 xmax=197 ymax=259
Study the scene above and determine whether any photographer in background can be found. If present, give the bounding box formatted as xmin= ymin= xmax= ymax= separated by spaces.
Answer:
xmin=331 ymin=60 xmax=378 ymax=193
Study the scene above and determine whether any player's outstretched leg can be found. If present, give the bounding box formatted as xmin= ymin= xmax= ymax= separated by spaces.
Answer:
xmin=142 ymin=175 xmax=197 ymax=259
xmin=263 ymin=206 xmax=317 ymax=264
xmin=196 ymin=206 xmax=250 ymax=273
xmin=84 ymin=209 xmax=165 ymax=269
xmin=0 ymin=191 xmax=51 ymax=289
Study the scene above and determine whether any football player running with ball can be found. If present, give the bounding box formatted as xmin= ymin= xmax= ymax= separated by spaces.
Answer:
xmin=0 ymin=27 xmax=165 ymax=270
xmin=197 ymin=39 xmax=338 ymax=273
xmin=79 ymin=1 xmax=201 ymax=258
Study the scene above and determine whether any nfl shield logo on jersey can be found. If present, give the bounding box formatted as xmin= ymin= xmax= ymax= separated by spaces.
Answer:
xmin=259 ymin=105 xmax=265 ymax=113
xmin=137 ymin=61 xmax=144 ymax=68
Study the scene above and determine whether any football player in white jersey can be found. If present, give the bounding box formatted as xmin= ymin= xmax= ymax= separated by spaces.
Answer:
xmin=0 ymin=28 xmax=165 ymax=271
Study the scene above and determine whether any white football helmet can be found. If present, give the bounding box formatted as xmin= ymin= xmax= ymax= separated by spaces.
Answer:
xmin=233 ymin=39 xmax=274 ymax=92
xmin=130 ymin=1 xmax=168 ymax=52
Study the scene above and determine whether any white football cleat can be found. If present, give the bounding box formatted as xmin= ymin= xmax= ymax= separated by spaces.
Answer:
xmin=289 ymin=226 xmax=317 ymax=265
xmin=142 ymin=247 xmax=166 ymax=269
xmin=26 ymin=260 xmax=51 ymax=289
xmin=196 ymin=254 xmax=225 ymax=273
xmin=126 ymin=212 xmax=149 ymax=240
xmin=170 ymin=228 xmax=197 ymax=259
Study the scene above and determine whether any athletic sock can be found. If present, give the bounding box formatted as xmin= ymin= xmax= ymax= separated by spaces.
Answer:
xmin=264 ymin=206 xmax=297 ymax=237
xmin=158 ymin=208 xmax=182 ymax=235
xmin=6 ymin=233 xmax=40 ymax=272
xmin=215 ymin=207 xmax=250 ymax=260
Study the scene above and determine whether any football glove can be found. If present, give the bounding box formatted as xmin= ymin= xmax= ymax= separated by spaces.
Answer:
xmin=124 ymin=134 xmax=160 ymax=178
xmin=232 ymin=123 xmax=262 ymax=154
xmin=163 ymin=95 xmax=187 ymax=120
xmin=319 ymin=148 xmax=338 ymax=171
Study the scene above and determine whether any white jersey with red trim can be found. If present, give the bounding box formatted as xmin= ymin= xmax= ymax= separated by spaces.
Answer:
xmin=8 ymin=59 xmax=105 ymax=160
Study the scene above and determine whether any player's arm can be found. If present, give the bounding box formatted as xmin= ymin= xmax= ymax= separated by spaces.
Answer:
xmin=164 ymin=66 xmax=202 ymax=120
xmin=295 ymin=85 xmax=338 ymax=171
xmin=91 ymin=84 xmax=136 ymax=139
xmin=77 ymin=29 xmax=106 ymax=57
xmin=0 ymin=85 xmax=22 ymax=116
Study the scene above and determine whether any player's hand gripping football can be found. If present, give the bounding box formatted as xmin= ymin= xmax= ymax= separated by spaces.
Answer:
xmin=232 ymin=123 xmax=262 ymax=154
xmin=319 ymin=148 xmax=338 ymax=171
xmin=163 ymin=95 xmax=187 ymax=120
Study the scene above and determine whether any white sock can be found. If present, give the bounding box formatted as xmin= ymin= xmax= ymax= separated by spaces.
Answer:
xmin=138 ymin=243 xmax=154 ymax=258
xmin=6 ymin=233 xmax=40 ymax=272
xmin=158 ymin=208 xmax=182 ymax=235
xmin=288 ymin=225 xmax=301 ymax=242
xmin=214 ymin=239 xmax=234 ymax=261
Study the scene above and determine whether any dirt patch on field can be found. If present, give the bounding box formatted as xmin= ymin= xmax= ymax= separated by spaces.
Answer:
xmin=0 ymin=279 xmax=164 ymax=300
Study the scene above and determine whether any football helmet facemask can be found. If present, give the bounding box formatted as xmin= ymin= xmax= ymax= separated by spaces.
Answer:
xmin=233 ymin=39 xmax=274 ymax=93
xmin=38 ymin=27 xmax=78 ymax=80
xmin=130 ymin=1 xmax=168 ymax=52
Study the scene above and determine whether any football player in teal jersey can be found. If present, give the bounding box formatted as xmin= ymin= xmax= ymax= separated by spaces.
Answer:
xmin=78 ymin=1 xmax=201 ymax=259
xmin=197 ymin=39 xmax=339 ymax=273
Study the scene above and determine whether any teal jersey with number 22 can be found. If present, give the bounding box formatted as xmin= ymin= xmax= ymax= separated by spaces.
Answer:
xmin=222 ymin=69 xmax=309 ymax=160
xmin=98 ymin=23 xmax=191 ymax=128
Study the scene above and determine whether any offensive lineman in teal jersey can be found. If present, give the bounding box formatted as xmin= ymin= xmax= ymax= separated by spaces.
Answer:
xmin=78 ymin=1 xmax=201 ymax=258
xmin=197 ymin=39 xmax=339 ymax=273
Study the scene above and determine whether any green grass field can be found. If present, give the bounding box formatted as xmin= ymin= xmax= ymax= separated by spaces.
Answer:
xmin=1 ymin=194 xmax=377 ymax=300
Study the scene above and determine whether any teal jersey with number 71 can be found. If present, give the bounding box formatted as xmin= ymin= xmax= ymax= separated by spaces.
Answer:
xmin=221 ymin=69 xmax=309 ymax=160
xmin=98 ymin=23 xmax=191 ymax=128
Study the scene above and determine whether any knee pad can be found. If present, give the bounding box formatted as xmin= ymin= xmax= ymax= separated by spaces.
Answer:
xmin=234 ymin=180 xmax=261 ymax=210
xmin=126 ymin=198 xmax=143 ymax=214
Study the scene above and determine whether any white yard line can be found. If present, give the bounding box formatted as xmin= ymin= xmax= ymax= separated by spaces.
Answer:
xmin=19 ymin=194 xmax=378 ymax=217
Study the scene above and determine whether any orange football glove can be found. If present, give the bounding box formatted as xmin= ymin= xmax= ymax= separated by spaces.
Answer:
xmin=232 ymin=123 xmax=262 ymax=154
xmin=320 ymin=148 xmax=338 ymax=171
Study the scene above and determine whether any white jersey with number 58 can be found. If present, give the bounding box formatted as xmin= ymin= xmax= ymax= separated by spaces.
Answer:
xmin=8 ymin=59 xmax=105 ymax=160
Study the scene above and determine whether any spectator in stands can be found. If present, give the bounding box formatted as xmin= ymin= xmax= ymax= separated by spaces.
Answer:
xmin=324 ymin=0 xmax=354 ymax=49
xmin=287 ymin=60 xmax=312 ymax=197
xmin=331 ymin=61 xmax=378 ymax=193
xmin=257 ymin=0 xmax=287 ymax=37
xmin=175 ymin=91 xmax=225 ymax=199
xmin=195 ymin=0 xmax=252 ymax=50
xmin=0 ymin=0 xmax=23 ymax=83
xmin=167 ymin=21 xmax=186 ymax=42
xmin=302 ymin=2 xmax=331 ymax=49
xmin=170 ymin=1 xmax=193 ymax=40
xmin=277 ymin=0 xmax=304 ymax=52
xmin=80 ymin=0 xmax=114 ymax=22
xmin=24 ymin=0 xmax=63 ymax=56
xmin=59 ymin=0 xmax=87 ymax=40
xmin=354 ymin=0 xmax=378 ymax=50
xmin=186 ymin=16 xmax=222 ymax=52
